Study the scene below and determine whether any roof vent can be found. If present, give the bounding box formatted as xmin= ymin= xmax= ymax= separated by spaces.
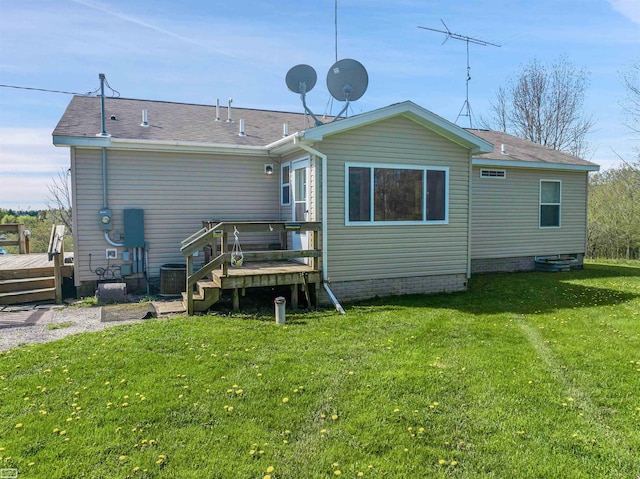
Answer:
xmin=227 ymin=98 xmax=233 ymax=122
xmin=501 ymin=144 xmax=508 ymax=155
xmin=215 ymin=99 xmax=221 ymax=122
xmin=141 ymin=110 xmax=149 ymax=127
xmin=283 ymin=123 xmax=288 ymax=137
xmin=110 ymin=115 xmax=117 ymax=121
xmin=239 ymin=119 xmax=246 ymax=137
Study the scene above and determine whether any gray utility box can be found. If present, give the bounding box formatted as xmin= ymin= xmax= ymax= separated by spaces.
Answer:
xmin=123 ymin=208 xmax=144 ymax=247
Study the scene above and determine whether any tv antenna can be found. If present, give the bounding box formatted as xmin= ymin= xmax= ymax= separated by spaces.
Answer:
xmin=418 ymin=20 xmax=500 ymax=127
xmin=286 ymin=59 xmax=369 ymax=125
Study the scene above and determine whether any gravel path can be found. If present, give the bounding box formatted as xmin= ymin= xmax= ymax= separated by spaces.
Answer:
xmin=0 ymin=301 xmax=185 ymax=351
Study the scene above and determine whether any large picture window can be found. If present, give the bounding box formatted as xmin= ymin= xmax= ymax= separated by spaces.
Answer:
xmin=540 ymin=180 xmax=561 ymax=228
xmin=346 ymin=164 xmax=448 ymax=224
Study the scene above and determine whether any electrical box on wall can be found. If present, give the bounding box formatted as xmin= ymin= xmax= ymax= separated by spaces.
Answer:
xmin=123 ymin=209 xmax=145 ymax=247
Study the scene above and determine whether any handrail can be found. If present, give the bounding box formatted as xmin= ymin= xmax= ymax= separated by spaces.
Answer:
xmin=181 ymin=221 xmax=322 ymax=314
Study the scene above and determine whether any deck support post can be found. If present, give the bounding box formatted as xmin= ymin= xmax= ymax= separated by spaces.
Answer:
xmin=53 ymin=252 xmax=63 ymax=304
xmin=232 ymin=288 xmax=240 ymax=311
xmin=291 ymin=284 xmax=298 ymax=309
xmin=186 ymin=255 xmax=194 ymax=315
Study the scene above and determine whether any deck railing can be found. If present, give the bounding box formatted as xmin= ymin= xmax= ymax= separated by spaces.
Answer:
xmin=180 ymin=221 xmax=322 ymax=314
xmin=0 ymin=223 xmax=29 ymax=254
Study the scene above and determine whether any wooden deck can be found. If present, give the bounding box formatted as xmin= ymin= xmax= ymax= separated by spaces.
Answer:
xmin=0 ymin=253 xmax=74 ymax=280
xmin=0 ymin=253 xmax=74 ymax=305
xmin=213 ymin=260 xmax=320 ymax=289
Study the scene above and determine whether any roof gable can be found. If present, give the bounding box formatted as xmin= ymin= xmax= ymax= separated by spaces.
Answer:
xmin=299 ymin=101 xmax=493 ymax=154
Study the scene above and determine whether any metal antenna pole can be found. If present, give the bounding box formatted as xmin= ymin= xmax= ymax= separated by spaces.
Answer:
xmin=418 ymin=20 xmax=500 ymax=128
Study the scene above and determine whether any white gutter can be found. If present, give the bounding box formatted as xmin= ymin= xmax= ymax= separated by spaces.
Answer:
xmin=53 ymin=136 xmax=270 ymax=157
xmin=293 ymin=135 xmax=345 ymax=314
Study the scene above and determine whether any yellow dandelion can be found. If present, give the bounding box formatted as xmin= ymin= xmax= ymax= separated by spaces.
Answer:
xmin=438 ymin=459 xmax=447 ymax=465
xmin=393 ymin=408 xmax=400 ymax=413
xmin=358 ymin=473 xmax=364 ymax=477
xmin=332 ymin=462 xmax=339 ymax=467
xmin=451 ymin=461 xmax=458 ymax=466
xmin=334 ymin=471 xmax=341 ymax=475
xmin=282 ymin=397 xmax=289 ymax=403
xmin=266 ymin=466 xmax=275 ymax=473
xmin=263 ymin=476 xmax=271 ymax=479
xmin=28 ymin=462 xmax=35 ymax=466
xmin=235 ymin=389 xmax=243 ymax=394
xmin=59 ymin=430 xmax=67 ymax=435
xmin=15 ymin=423 xmax=23 ymax=428
xmin=119 ymin=455 xmax=127 ymax=461
xmin=331 ymin=414 xmax=338 ymax=420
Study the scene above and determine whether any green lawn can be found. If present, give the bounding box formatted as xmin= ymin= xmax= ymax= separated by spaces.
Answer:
xmin=1 ymin=261 xmax=639 ymax=478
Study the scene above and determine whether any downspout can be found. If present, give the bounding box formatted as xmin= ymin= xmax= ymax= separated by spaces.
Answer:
xmin=467 ymin=152 xmax=473 ymax=280
xmin=294 ymin=136 xmax=345 ymax=314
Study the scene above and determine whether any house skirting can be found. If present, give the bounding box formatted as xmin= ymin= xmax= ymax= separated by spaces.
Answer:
xmin=470 ymin=254 xmax=584 ymax=274
xmin=319 ymin=273 xmax=467 ymax=305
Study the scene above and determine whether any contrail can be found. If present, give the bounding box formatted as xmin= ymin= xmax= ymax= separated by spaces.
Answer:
xmin=70 ymin=0 xmax=237 ymax=58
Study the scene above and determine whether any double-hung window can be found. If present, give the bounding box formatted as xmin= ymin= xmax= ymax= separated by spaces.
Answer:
xmin=346 ymin=163 xmax=448 ymax=225
xmin=539 ymin=180 xmax=561 ymax=228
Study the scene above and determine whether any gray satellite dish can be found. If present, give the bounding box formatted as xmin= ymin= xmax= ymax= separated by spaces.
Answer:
xmin=327 ymin=59 xmax=368 ymax=102
xmin=286 ymin=64 xmax=317 ymax=94
xmin=285 ymin=64 xmax=323 ymax=126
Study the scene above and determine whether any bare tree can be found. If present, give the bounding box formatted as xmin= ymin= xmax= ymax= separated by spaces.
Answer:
xmin=46 ymin=168 xmax=73 ymax=234
xmin=621 ymin=59 xmax=640 ymax=135
xmin=482 ymin=56 xmax=594 ymax=158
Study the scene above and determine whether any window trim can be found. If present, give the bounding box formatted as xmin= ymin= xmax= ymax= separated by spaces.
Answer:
xmin=480 ymin=169 xmax=506 ymax=179
xmin=344 ymin=162 xmax=449 ymax=226
xmin=539 ymin=179 xmax=562 ymax=228
xmin=280 ymin=162 xmax=291 ymax=206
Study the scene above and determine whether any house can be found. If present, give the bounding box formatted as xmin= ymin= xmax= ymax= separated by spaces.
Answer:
xmin=52 ymin=96 xmax=599 ymax=310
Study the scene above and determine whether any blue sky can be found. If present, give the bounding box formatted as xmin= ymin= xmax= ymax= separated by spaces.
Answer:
xmin=1 ymin=0 xmax=638 ymax=210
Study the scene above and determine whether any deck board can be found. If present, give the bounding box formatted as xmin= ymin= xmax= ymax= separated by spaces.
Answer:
xmin=213 ymin=260 xmax=320 ymax=289
xmin=0 ymin=253 xmax=74 ymax=281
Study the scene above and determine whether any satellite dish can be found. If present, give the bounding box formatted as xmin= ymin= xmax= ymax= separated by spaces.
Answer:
xmin=286 ymin=64 xmax=317 ymax=94
xmin=327 ymin=59 xmax=368 ymax=102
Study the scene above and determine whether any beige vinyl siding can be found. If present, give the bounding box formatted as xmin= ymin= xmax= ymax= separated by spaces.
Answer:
xmin=321 ymin=116 xmax=471 ymax=282
xmin=72 ymin=147 xmax=281 ymax=284
xmin=471 ymin=166 xmax=588 ymax=258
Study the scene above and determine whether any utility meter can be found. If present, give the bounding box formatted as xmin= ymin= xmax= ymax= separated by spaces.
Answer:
xmin=99 ymin=208 xmax=112 ymax=230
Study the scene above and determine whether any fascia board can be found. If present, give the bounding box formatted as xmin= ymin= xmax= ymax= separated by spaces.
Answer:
xmin=472 ymin=158 xmax=600 ymax=172
xmin=53 ymin=135 xmax=112 ymax=148
xmin=53 ymin=136 xmax=269 ymax=156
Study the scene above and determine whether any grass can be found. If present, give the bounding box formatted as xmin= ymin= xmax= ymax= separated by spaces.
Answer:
xmin=45 ymin=322 xmax=74 ymax=331
xmin=0 ymin=261 xmax=638 ymax=478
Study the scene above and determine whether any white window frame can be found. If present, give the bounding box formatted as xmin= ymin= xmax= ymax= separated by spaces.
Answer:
xmin=480 ymin=169 xmax=506 ymax=179
xmin=539 ymin=179 xmax=562 ymax=228
xmin=280 ymin=162 xmax=291 ymax=206
xmin=344 ymin=162 xmax=449 ymax=226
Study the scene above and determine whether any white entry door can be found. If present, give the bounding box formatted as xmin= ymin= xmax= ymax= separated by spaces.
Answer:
xmin=291 ymin=158 xmax=310 ymax=257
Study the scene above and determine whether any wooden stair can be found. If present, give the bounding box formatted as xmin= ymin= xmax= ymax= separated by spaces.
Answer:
xmin=181 ymin=280 xmax=220 ymax=312
xmin=0 ymin=271 xmax=56 ymax=305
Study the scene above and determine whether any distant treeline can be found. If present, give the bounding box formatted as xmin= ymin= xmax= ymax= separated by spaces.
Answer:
xmin=587 ymin=160 xmax=640 ymax=260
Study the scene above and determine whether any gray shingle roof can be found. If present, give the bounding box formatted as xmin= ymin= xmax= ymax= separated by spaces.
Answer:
xmin=53 ymin=96 xmax=319 ymax=146
xmin=467 ymin=129 xmax=599 ymax=168
xmin=53 ymin=96 xmax=599 ymax=169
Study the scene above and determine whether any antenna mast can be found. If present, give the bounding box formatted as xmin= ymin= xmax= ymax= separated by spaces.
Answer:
xmin=418 ymin=20 xmax=500 ymax=127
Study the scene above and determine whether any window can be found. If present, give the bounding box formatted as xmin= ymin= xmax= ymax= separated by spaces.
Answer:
xmin=540 ymin=180 xmax=561 ymax=228
xmin=346 ymin=164 xmax=448 ymax=224
xmin=281 ymin=163 xmax=290 ymax=206
xmin=480 ymin=169 xmax=506 ymax=179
